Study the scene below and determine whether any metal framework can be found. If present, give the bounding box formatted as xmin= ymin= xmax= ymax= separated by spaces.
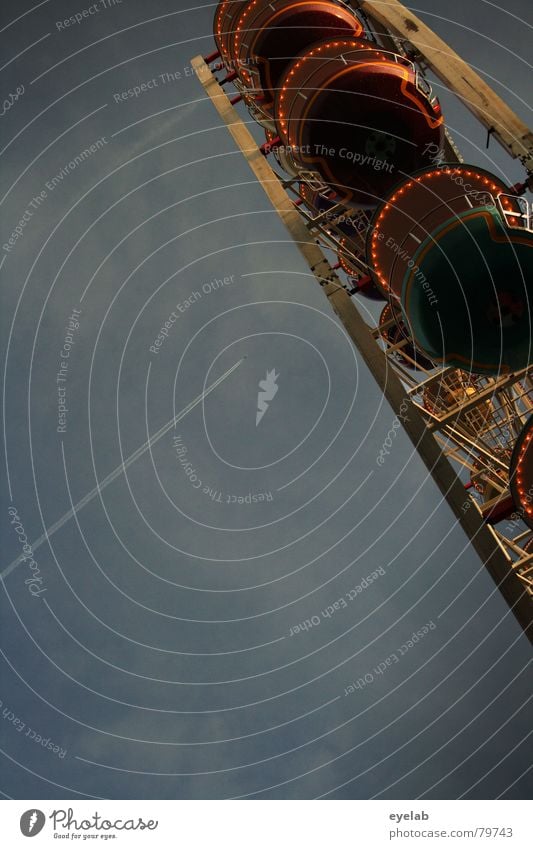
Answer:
xmin=193 ymin=0 xmax=533 ymax=639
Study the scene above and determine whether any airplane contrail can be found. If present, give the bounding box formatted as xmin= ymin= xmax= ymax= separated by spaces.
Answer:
xmin=2 ymin=358 xmax=244 ymax=581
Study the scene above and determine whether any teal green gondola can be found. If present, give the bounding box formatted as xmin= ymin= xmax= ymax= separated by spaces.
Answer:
xmin=401 ymin=206 xmax=533 ymax=375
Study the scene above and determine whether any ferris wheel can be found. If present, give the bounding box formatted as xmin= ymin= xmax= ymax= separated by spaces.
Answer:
xmin=197 ymin=0 xmax=533 ymax=636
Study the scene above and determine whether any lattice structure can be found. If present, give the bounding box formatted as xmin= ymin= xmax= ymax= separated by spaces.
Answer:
xmin=371 ymin=325 xmax=533 ymax=598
